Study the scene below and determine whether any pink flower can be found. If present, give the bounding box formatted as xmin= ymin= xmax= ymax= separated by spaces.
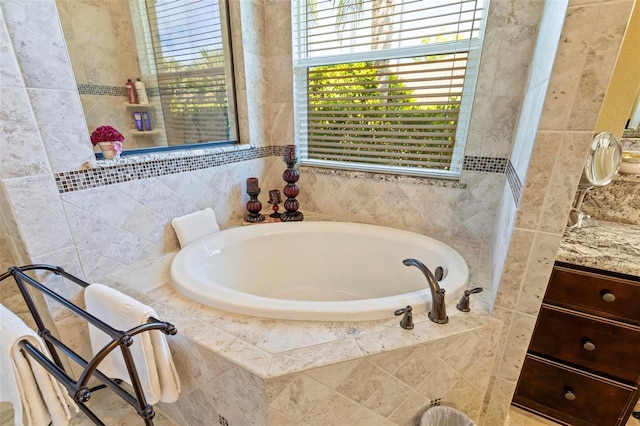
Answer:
xmin=111 ymin=140 xmax=123 ymax=154
xmin=90 ymin=125 xmax=125 ymax=146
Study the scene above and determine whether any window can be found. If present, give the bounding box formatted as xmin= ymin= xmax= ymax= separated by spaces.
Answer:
xmin=293 ymin=0 xmax=487 ymax=177
xmin=139 ymin=0 xmax=237 ymax=146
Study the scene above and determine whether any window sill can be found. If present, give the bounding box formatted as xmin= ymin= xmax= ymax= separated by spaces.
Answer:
xmin=299 ymin=165 xmax=467 ymax=189
xmin=84 ymin=143 xmax=255 ymax=170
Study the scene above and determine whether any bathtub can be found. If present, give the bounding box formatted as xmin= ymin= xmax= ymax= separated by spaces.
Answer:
xmin=170 ymin=221 xmax=469 ymax=321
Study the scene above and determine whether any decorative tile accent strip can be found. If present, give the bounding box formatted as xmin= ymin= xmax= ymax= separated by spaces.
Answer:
xmin=506 ymin=160 xmax=522 ymax=206
xmin=54 ymin=145 xmax=507 ymax=193
xmin=77 ymin=83 xmax=128 ymax=97
xmin=54 ymin=145 xmax=275 ymax=193
xmin=463 ymin=156 xmax=508 ymax=173
xmin=77 ymin=83 xmax=160 ymax=98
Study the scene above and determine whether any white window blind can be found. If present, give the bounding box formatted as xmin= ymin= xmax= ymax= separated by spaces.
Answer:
xmin=293 ymin=0 xmax=487 ymax=177
xmin=145 ymin=0 xmax=237 ymax=145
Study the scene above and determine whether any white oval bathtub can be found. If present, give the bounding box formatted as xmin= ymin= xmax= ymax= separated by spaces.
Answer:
xmin=170 ymin=221 xmax=469 ymax=321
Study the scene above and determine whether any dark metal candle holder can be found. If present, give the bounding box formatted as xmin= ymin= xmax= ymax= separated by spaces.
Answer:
xmin=281 ymin=145 xmax=303 ymax=222
xmin=268 ymin=189 xmax=282 ymax=219
xmin=244 ymin=178 xmax=265 ymax=223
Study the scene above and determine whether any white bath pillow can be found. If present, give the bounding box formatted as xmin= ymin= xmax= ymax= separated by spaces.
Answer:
xmin=172 ymin=208 xmax=220 ymax=248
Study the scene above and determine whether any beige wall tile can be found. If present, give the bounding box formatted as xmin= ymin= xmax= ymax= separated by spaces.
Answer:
xmin=494 ymin=228 xmax=535 ymax=310
xmin=516 ymin=232 xmax=563 ymax=315
xmin=515 ymin=131 xmax=563 ymax=230
xmin=0 ymin=87 xmax=51 ymax=178
xmin=1 ymin=0 xmax=75 ymax=90
xmin=537 ymin=131 xmax=592 ymax=234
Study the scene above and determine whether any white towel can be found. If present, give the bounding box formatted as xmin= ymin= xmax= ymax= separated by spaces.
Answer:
xmin=0 ymin=304 xmax=76 ymax=426
xmin=171 ymin=208 xmax=220 ymax=248
xmin=84 ymin=284 xmax=180 ymax=405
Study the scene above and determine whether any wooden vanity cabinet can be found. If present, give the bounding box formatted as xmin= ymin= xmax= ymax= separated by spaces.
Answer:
xmin=513 ymin=262 xmax=640 ymax=426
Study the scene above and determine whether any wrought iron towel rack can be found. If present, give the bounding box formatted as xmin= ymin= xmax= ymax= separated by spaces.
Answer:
xmin=0 ymin=264 xmax=178 ymax=426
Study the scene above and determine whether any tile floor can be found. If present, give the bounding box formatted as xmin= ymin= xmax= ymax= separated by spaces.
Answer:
xmin=3 ymin=394 xmax=640 ymax=425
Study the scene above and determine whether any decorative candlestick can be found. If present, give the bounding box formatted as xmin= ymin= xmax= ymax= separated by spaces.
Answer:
xmin=268 ymin=189 xmax=282 ymax=219
xmin=244 ymin=177 xmax=265 ymax=223
xmin=281 ymin=145 xmax=304 ymax=222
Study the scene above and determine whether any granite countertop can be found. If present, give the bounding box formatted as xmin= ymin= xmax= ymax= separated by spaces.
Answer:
xmin=556 ymin=220 xmax=640 ymax=277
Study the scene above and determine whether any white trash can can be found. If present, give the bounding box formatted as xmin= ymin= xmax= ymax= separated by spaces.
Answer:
xmin=420 ymin=406 xmax=476 ymax=426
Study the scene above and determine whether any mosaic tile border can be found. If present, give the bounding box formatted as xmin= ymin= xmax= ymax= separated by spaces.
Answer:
xmin=506 ymin=160 xmax=522 ymax=206
xmin=463 ymin=156 xmax=508 ymax=173
xmin=55 ymin=145 xmax=276 ymax=193
xmin=54 ymin=146 xmax=507 ymax=193
xmin=77 ymin=83 xmax=159 ymax=98
xmin=77 ymin=84 xmax=128 ymax=97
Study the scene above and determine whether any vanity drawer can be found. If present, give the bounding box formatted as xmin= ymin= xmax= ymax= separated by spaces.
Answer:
xmin=545 ymin=265 xmax=640 ymax=324
xmin=529 ymin=305 xmax=640 ymax=383
xmin=513 ymin=355 xmax=637 ymax=426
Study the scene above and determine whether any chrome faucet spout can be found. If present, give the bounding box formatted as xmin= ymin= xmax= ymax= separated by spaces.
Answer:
xmin=403 ymin=258 xmax=449 ymax=324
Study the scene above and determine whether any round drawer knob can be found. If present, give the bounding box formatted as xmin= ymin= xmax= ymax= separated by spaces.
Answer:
xmin=601 ymin=292 xmax=616 ymax=302
xmin=564 ymin=389 xmax=576 ymax=401
xmin=582 ymin=340 xmax=596 ymax=351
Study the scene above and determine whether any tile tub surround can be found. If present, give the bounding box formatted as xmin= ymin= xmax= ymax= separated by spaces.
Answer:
xmin=35 ymin=229 xmax=500 ymax=426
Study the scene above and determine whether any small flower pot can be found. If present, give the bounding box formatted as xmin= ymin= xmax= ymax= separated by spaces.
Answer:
xmin=97 ymin=142 xmax=121 ymax=159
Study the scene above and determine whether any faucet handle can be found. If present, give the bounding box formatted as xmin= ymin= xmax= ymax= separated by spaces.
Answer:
xmin=456 ymin=287 xmax=483 ymax=312
xmin=394 ymin=305 xmax=414 ymax=330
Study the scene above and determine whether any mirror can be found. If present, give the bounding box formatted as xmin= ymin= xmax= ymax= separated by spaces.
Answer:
xmin=580 ymin=132 xmax=622 ymax=187
xmin=568 ymin=132 xmax=622 ymax=228
xmin=55 ymin=0 xmax=238 ymax=157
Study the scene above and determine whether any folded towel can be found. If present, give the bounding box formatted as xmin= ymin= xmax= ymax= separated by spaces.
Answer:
xmin=171 ymin=208 xmax=220 ymax=248
xmin=0 ymin=304 xmax=75 ymax=426
xmin=84 ymin=284 xmax=180 ymax=405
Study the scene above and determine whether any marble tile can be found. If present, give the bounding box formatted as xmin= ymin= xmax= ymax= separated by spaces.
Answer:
xmin=30 ymin=245 xmax=85 ymax=313
xmin=497 ymin=312 xmax=537 ymax=382
xmin=482 ymin=377 xmax=516 ymax=426
xmin=27 ymin=88 xmax=95 ymax=173
xmin=304 ymin=359 xmax=362 ymax=390
xmin=416 ymin=361 xmax=461 ymax=401
xmin=494 ymin=228 xmax=535 ymax=310
xmin=366 ymin=346 xmax=418 ymax=375
xmin=0 ymin=9 xmax=23 ymax=88
xmin=393 ymin=345 xmax=442 ymax=389
xmin=354 ymin=319 xmax=447 ymax=357
xmin=515 ymin=131 xmax=563 ymax=230
xmin=511 ymin=81 xmax=548 ymax=180
xmin=386 ymin=391 xmax=430 ymax=426
xmin=362 ymin=376 xmax=414 ymax=418
xmin=490 ymin=306 xmax=514 ymax=375
xmin=567 ymin=1 xmax=634 ymax=131
xmin=265 ymin=0 xmax=292 ymax=57
xmin=191 ymin=326 xmax=273 ymax=378
xmin=527 ymin=0 xmax=569 ymax=89
xmin=516 ymin=232 xmax=563 ymax=315
xmin=268 ymin=408 xmax=312 ymax=426
xmin=538 ymin=131 xmax=592 ymax=234
xmin=268 ymin=339 xmax=363 ymax=378
xmin=3 ymin=175 xmax=73 ymax=256
xmin=0 ymin=183 xmax=21 ymax=242
xmin=269 ymin=374 xmax=333 ymax=420
xmin=538 ymin=3 xmax=598 ymax=131
xmin=1 ymin=0 xmax=75 ymax=90
xmin=0 ymin=87 xmax=51 ymax=178
xmin=333 ymin=360 xmax=395 ymax=404
xmin=267 ymin=54 xmax=293 ymax=104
